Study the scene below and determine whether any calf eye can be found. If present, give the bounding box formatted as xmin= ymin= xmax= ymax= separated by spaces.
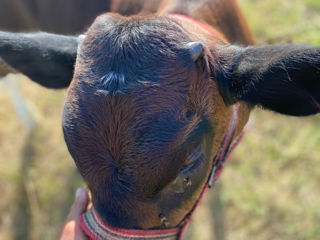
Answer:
xmin=180 ymin=148 xmax=203 ymax=173
xmin=185 ymin=109 xmax=195 ymax=120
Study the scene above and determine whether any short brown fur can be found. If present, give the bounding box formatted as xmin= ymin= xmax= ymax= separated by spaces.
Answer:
xmin=63 ymin=0 xmax=253 ymax=230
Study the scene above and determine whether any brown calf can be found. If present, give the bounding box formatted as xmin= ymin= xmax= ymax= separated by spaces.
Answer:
xmin=0 ymin=0 xmax=319 ymax=239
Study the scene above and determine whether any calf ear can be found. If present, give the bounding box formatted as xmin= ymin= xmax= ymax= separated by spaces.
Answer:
xmin=220 ymin=45 xmax=320 ymax=116
xmin=0 ymin=31 xmax=79 ymax=88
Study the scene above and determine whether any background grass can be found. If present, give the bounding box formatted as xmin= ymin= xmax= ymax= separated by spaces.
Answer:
xmin=0 ymin=0 xmax=319 ymax=239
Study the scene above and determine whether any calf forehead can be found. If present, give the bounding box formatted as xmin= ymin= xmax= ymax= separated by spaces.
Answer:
xmin=76 ymin=14 xmax=195 ymax=92
xmin=81 ymin=14 xmax=192 ymax=60
xmin=68 ymin=13 xmax=206 ymax=161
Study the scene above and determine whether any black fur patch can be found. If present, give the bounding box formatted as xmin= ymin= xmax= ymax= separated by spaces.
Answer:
xmin=78 ymin=16 xmax=194 ymax=94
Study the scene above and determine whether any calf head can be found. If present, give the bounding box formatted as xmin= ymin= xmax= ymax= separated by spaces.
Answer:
xmin=1 ymin=13 xmax=319 ymax=230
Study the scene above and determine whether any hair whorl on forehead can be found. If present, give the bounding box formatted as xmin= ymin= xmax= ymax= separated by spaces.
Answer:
xmin=100 ymin=72 xmax=126 ymax=94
